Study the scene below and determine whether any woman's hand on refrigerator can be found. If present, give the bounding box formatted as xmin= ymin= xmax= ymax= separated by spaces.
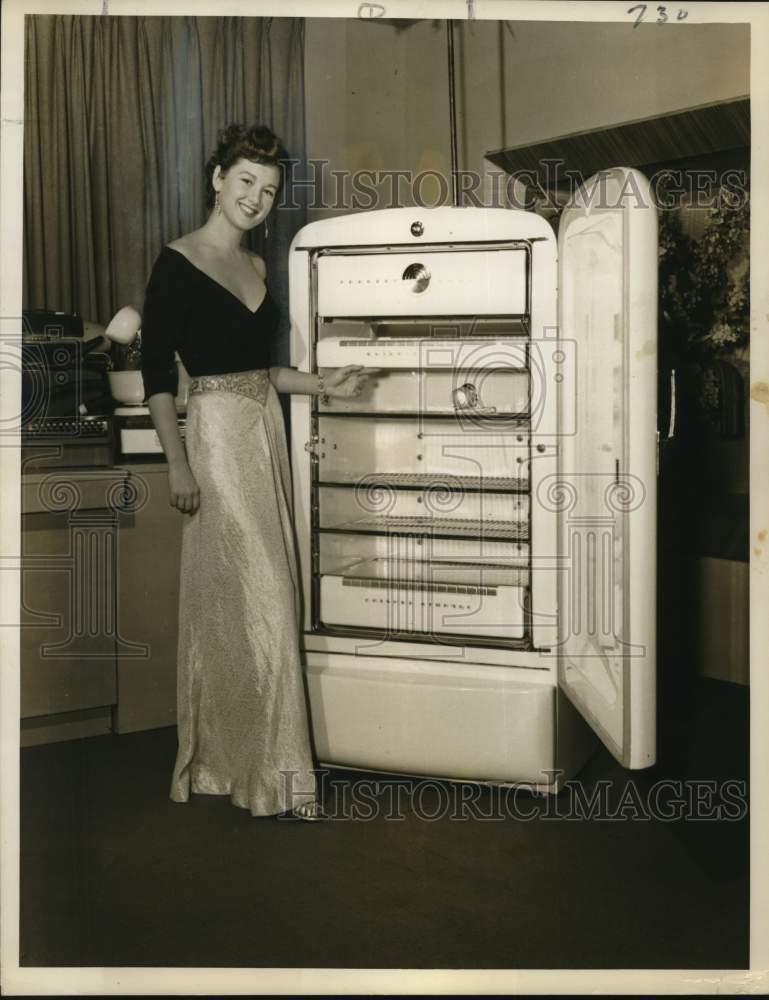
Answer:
xmin=323 ymin=365 xmax=380 ymax=399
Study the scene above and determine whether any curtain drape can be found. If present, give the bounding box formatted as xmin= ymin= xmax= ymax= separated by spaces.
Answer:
xmin=23 ymin=15 xmax=306 ymax=365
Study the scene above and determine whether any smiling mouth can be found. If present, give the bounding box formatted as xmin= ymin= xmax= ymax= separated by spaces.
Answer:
xmin=239 ymin=203 xmax=259 ymax=218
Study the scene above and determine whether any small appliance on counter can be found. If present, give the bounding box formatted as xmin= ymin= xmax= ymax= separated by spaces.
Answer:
xmin=21 ymin=309 xmax=115 ymax=470
xmin=104 ymin=306 xmax=187 ymax=459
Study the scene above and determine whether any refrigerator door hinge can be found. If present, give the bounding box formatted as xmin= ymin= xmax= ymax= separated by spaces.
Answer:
xmin=304 ymin=435 xmax=320 ymax=457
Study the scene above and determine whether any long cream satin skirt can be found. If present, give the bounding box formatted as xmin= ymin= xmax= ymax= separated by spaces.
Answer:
xmin=169 ymin=369 xmax=317 ymax=816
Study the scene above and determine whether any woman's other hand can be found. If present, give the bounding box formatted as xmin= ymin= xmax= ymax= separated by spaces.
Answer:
xmin=323 ymin=365 xmax=379 ymax=399
xmin=168 ymin=460 xmax=200 ymax=514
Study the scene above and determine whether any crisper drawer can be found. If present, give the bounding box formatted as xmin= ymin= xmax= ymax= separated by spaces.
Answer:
xmin=320 ymin=559 xmax=527 ymax=640
xmin=317 ymin=416 xmax=530 ymax=486
xmin=316 ymin=250 xmax=527 ymax=317
xmin=320 ymin=367 xmax=529 ymax=416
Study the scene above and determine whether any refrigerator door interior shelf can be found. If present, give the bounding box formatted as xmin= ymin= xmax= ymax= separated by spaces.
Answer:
xmin=316 ymin=248 xmax=528 ymax=317
xmin=557 ymin=167 xmax=658 ymax=770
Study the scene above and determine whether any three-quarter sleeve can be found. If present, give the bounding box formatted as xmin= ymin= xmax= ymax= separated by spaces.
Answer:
xmin=140 ymin=249 xmax=188 ymax=402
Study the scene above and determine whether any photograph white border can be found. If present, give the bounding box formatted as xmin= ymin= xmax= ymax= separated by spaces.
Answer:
xmin=2 ymin=0 xmax=767 ymax=994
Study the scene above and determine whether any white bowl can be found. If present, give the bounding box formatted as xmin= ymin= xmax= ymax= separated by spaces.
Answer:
xmin=108 ymin=370 xmax=145 ymax=405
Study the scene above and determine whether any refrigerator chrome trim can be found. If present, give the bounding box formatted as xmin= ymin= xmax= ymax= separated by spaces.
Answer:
xmin=301 ymin=633 xmax=555 ymax=671
xmin=316 ymin=477 xmax=530 ymax=494
xmin=308 ymin=623 xmax=534 ymax=652
xmin=317 ymin=526 xmax=529 ymax=543
xmin=295 ymin=238 xmax=546 ymax=254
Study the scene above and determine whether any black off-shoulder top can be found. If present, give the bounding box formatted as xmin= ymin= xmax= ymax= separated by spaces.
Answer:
xmin=140 ymin=246 xmax=280 ymax=401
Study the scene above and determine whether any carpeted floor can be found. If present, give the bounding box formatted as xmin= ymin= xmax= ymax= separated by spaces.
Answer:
xmin=20 ymin=677 xmax=749 ymax=969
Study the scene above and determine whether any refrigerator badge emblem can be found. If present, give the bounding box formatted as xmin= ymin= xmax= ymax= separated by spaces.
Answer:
xmin=402 ymin=262 xmax=431 ymax=293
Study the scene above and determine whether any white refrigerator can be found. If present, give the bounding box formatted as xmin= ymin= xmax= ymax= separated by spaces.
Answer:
xmin=288 ymin=167 xmax=658 ymax=793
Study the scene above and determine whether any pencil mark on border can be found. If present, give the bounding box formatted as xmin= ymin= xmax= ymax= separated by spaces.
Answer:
xmin=358 ymin=2 xmax=385 ymax=18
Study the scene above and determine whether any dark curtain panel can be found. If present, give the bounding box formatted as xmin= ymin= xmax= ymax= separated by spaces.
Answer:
xmin=23 ymin=15 xmax=306 ymax=365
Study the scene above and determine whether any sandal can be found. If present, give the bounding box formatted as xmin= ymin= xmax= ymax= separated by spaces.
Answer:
xmin=292 ymin=800 xmax=326 ymax=822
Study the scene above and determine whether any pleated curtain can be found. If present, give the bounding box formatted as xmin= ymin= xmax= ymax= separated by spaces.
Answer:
xmin=23 ymin=15 xmax=307 ymax=365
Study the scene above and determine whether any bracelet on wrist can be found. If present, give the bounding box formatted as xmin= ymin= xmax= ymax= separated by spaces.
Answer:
xmin=317 ymin=372 xmax=329 ymax=405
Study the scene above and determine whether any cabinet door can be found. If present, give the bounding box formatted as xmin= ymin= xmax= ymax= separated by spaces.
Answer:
xmin=113 ymin=466 xmax=182 ymax=733
xmin=557 ymin=168 xmax=657 ymax=769
xmin=20 ymin=471 xmax=125 ymax=720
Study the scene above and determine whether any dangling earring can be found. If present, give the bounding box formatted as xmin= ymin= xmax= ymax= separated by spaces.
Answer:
xmin=215 ymin=192 xmax=222 ymax=216
xmin=264 ymin=217 xmax=269 ymax=240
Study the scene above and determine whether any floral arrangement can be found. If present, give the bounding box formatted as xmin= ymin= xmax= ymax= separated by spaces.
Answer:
xmin=658 ymin=182 xmax=749 ymax=432
xmin=658 ymin=184 xmax=750 ymax=359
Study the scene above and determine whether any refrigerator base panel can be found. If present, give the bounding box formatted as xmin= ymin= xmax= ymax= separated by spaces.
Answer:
xmin=305 ymin=653 xmax=556 ymax=784
xmin=315 ymin=761 xmax=564 ymax=796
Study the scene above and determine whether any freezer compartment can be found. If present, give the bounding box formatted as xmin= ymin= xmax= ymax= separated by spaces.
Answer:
xmin=305 ymin=653 xmax=556 ymax=784
xmin=316 ymin=249 xmax=528 ymax=317
xmin=319 ymin=485 xmax=529 ymax=541
xmin=316 ymin=330 xmax=528 ymax=371
xmin=317 ymin=416 xmax=530 ymax=486
xmin=320 ymin=558 xmax=527 ymax=640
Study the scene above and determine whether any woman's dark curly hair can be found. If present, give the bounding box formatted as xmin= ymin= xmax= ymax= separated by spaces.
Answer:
xmin=204 ymin=123 xmax=286 ymax=210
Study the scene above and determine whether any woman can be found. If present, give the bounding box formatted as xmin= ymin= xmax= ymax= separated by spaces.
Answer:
xmin=140 ymin=123 xmax=371 ymax=820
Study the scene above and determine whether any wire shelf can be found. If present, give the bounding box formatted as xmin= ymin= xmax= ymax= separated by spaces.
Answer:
xmin=324 ymin=515 xmax=528 ymax=541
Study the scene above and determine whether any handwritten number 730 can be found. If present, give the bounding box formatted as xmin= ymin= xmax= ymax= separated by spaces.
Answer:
xmin=627 ymin=4 xmax=689 ymax=26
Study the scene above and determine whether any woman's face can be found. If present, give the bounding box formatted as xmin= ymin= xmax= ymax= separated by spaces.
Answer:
xmin=213 ymin=158 xmax=281 ymax=231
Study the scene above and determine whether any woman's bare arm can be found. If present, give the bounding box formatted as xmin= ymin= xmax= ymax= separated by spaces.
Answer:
xmin=268 ymin=367 xmax=325 ymax=395
xmin=268 ymin=365 xmax=375 ymax=397
xmin=147 ymin=392 xmax=200 ymax=514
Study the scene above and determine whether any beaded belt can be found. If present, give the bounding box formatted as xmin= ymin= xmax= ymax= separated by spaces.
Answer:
xmin=188 ymin=369 xmax=270 ymax=406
